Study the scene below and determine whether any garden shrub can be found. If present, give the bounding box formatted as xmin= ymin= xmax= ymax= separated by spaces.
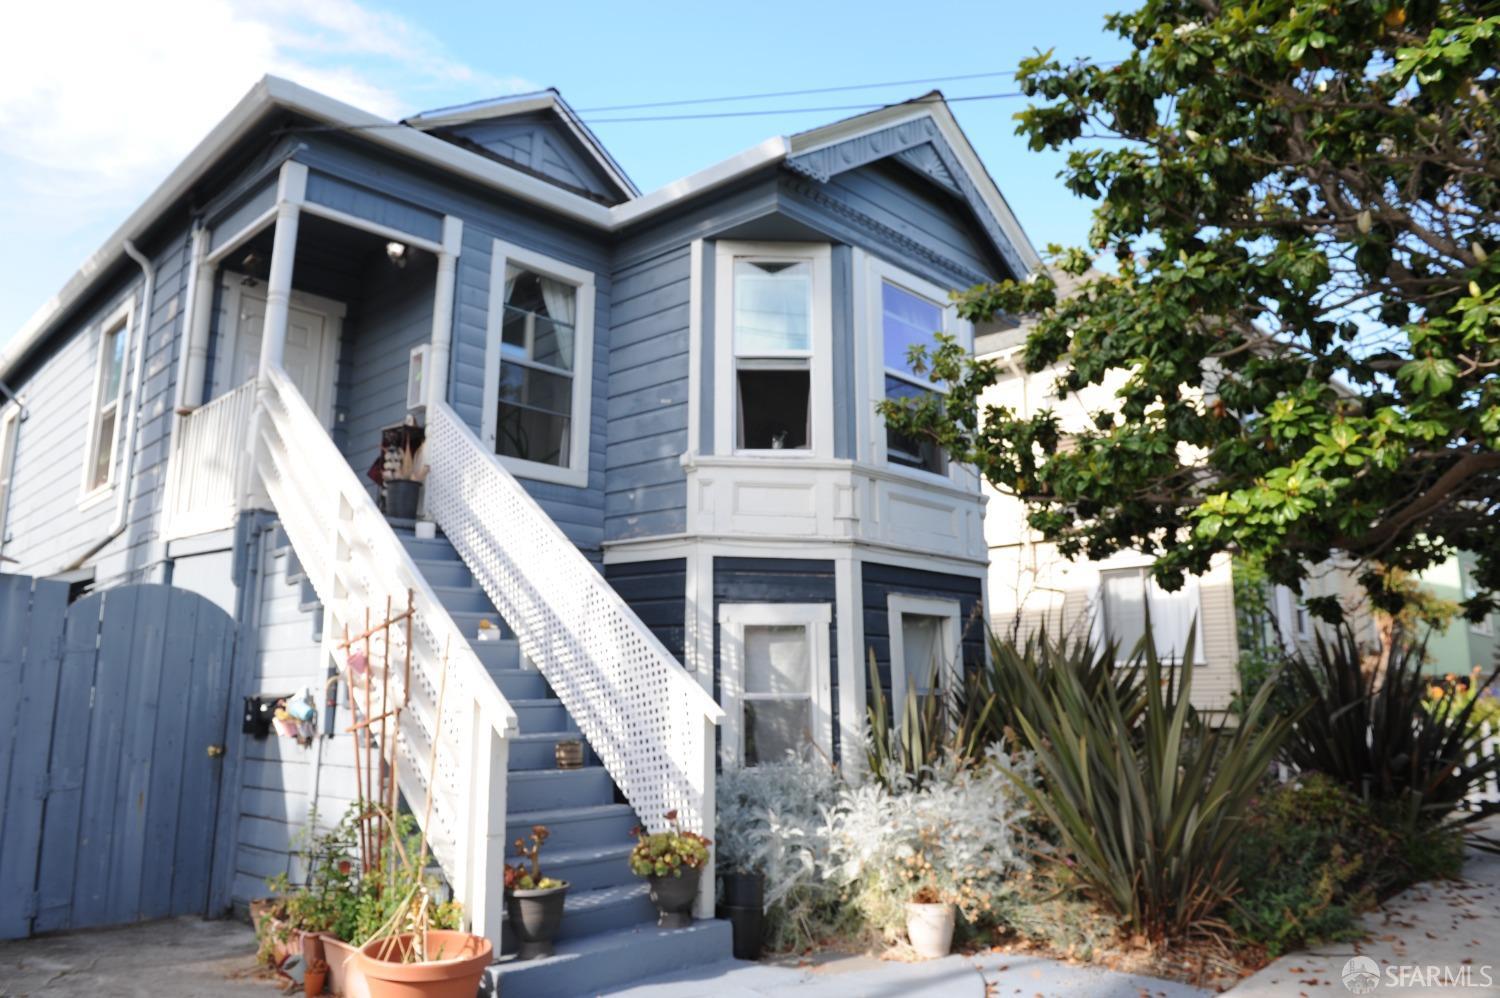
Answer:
xmin=826 ymin=743 xmax=1031 ymax=941
xmin=1280 ymin=628 xmax=1500 ymax=832
xmin=1000 ymin=625 xmax=1295 ymax=943
xmin=715 ymin=753 xmax=854 ymax=951
xmin=1229 ymin=775 xmax=1394 ymax=956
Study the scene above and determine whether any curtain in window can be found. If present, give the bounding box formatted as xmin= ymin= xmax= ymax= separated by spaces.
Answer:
xmin=538 ymin=276 xmax=577 ymax=370
xmin=1101 ymin=568 xmax=1198 ymax=661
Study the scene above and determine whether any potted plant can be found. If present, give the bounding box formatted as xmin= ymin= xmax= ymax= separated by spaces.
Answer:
xmin=628 ymin=810 xmax=710 ymax=929
xmin=903 ymin=883 xmax=957 ymax=959
xmin=504 ymin=825 xmax=569 ymax=959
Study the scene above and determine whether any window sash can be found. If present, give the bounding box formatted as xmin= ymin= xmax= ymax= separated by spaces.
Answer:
xmin=1101 ymin=567 xmax=1200 ymax=662
xmin=85 ymin=320 xmax=128 ymax=493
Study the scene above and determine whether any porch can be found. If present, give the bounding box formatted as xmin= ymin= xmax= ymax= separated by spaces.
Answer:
xmin=161 ymin=161 xmax=461 ymax=540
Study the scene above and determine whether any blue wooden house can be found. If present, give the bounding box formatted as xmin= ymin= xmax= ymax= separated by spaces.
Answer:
xmin=0 ymin=77 xmax=1038 ymax=994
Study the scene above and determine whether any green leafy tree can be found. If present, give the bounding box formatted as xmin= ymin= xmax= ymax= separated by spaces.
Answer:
xmin=885 ymin=1 xmax=1500 ymax=620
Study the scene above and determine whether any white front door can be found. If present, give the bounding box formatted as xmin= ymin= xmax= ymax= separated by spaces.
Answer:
xmin=718 ymin=602 xmax=833 ymax=767
xmin=220 ymin=279 xmax=341 ymax=428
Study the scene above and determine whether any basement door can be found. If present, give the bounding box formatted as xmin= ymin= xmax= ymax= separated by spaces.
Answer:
xmin=0 ymin=578 xmax=237 ymax=939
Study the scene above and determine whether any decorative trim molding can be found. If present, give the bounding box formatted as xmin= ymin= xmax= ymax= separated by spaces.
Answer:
xmin=785 ymin=117 xmax=1027 ymax=279
xmin=782 ymin=176 xmax=990 ymax=288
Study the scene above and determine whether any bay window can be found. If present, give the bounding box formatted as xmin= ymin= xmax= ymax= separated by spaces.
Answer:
xmin=483 ymin=240 xmax=595 ymax=487
xmin=734 ymin=259 xmax=811 ymax=451
xmin=881 ymin=282 xmax=947 ymax=475
xmin=861 ymin=253 xmax=963 ymax=477
xmin=713 ymin=242 xmax=832 ymax=457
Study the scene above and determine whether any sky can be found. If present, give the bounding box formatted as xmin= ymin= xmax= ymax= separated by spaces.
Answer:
xmin=0 ymin=0 xmax=1134 ymax=341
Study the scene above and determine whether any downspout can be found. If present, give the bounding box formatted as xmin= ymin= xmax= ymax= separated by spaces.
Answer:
xmin=64 ymin=240 xmax=155 ymax=572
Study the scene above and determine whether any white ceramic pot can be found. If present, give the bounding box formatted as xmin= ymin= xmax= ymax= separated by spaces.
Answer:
xmin=905 ymin=901 xmax=956 ymax=959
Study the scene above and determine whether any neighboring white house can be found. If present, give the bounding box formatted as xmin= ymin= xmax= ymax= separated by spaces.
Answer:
xmin=974 ymin=316 xmax=1242 ymax=709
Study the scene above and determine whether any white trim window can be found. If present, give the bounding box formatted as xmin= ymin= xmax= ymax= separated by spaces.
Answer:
xmin=1099 ymin=566 xmax=1203 ymax=663
xmin=82 ymin=303 xmax=132 ymax=498
xmin=0 ymin=402 xmax=19 ymax=553
xmin=718 ymin=602 xmax=833 ymax=766
xmin=713 ymin=242 xmax=833 ymax=457
xmin=482 ymin=239 xmax=596 ymax=487
xmin=886 ymin=594 xmax=962 ymax=711
xmin=862 ymin=255 xmax=965 ymax=478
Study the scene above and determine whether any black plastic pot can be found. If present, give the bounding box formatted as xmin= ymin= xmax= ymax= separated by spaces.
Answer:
xmin=506 ymin=883 xmax=568 ymax=959
xmin=647 ymin=867 xmax=701 ymax=929
xmin=384 ymin=479 xmax=421 ymax=519
xmin=717 ymin=870 xmax=765 ymax=960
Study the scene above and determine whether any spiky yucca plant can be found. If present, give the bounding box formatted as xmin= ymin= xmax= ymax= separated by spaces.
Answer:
xmin=1281 ymin=627 xmax=1500 ymax=831
xmin=1003 ymin=629 xmax=1295 ymax=943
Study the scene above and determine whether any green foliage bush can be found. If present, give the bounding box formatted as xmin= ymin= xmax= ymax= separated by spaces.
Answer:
xmin=1281 ymin=628 xmax=1500 ymax=832
xmin=1229 ymin=775 xmax=1394 ymax=956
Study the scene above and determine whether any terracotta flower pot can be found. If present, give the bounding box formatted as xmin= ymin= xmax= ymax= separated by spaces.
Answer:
xmin=506 ymin=883 xmax=568 ymax=960
xmin=304 ymin=965 xmax=328 ymax=996
xmin=356 ymin=930 xmax=491 ymax=998
xmin=321 ymin=935 xmax=365 ymax=997
xmin=647 ymin=867 xmax=701 ymax=929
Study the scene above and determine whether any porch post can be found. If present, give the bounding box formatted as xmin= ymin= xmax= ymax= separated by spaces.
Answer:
xmin=178 ymin=225 xmax=215 ymax=412
xmin=258 ymin=161 xmax=308 ymax=381
xmin=427 ymin=216 xmax=463 ymax=407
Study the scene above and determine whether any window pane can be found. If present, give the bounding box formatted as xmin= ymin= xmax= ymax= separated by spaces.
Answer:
xmin=1146 ymin=577 xmax=1196 ymax=661
xmin=499 ymin=363 xmax=572 ymax=416
xmin=90 ymin=408 xmax=116 ymax=488
xmin=884 ymin=375 xmax=945 ymax=474
xmin=504 ymin=268 xmax=577 ymax=371
xmin=744 ymin=699 xmax=811 ymax=766
xmin=734 ymin=260 xmax=811 ymax=354
xmin=496 ymin=394 xmax=571 ymax=467
xmin=744 ymin=625 xmax=810 ymax=695
xmin=1101 ymin=569 xmax=1147 ymax=655
xmin=882 ymin=283 xmax=943 ymax=377
xmin=737 ymin=368 xmax=809 ymax=450
xmin=102 ymin=327 xmax=125 ymax=399
xmin=901 ymin=614 xmax=946 ymax=696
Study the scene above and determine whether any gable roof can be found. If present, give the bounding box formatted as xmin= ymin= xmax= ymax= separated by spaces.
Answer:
xmin=4 ymin=77 xmax=1042 ymax=383
xmin=404 ymin=89 xmax=640 ymax=202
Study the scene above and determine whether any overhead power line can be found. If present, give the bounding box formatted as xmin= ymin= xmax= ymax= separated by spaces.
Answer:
xmin=573 ymin=69 xmax=1025 ymax=113
xmin=580 ymin=91 xmax=1028 ymax=125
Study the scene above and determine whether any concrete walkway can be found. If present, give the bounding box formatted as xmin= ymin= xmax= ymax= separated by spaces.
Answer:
xmin=0 ymin=916 xmax=269 ymax=997
xmin=602 ymin=949 xmax=1211 ymax=997
xmin=1226 ymin=836 xmax=1500 ymax=997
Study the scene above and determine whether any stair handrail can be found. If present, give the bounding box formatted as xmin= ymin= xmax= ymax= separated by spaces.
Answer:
xmin=253 ymin=365 xmax=516 ymax=951
xmin=425 ymin=401 xmax=723 ymax=846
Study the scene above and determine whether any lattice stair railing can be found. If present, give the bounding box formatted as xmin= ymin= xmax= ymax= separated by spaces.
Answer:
xmin=253 ymin=365 xmax=517 ymax=952
xmin=424 ymin=402 xmax=724 ymax=863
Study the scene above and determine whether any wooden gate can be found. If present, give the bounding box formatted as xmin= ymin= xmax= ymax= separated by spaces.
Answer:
xmin=0 ymin=577 xmax=237 ymax=939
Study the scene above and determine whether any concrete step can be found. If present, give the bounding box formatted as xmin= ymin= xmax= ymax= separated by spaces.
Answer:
xmin=512 ymin=699 xmax=574 ymax=734
xmin=524 ymin=842 xmax=636 ymax=894
xmin=429 ymin=583 xmax=495 ymax=614
xmin=507 ymin=767 xmax=615 ymax=812
xmin=506 ymin=803 xmax=637 ymax=852
xmin=408 ymin=557 xmax=472 ymax=588
xmin=491 ymin=665 xmax=546 ymax=699
xmin=448 ymin=609 xmax=508 ymax=642
xmin=552 ymin=882 xmax=656 ymax=942
xmin=508 ymin=732 xmax=597 ymax=771
xmin=486 ymin=919 xmax=733 ymax=998
xmin=396 ymin=533 xmax=462 ymax=562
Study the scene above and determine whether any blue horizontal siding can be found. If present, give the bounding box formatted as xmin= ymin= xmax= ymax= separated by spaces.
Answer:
xmin=602 ymin=558 xmax=686 ymax=664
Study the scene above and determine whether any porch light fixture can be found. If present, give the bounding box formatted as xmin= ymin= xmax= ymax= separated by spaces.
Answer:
xmin=386 ymin=241 xmax=408 ymax=267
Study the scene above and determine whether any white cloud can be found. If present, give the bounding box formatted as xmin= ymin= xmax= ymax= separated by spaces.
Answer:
xmin=0 ymin=0 xmax=533 ymax=224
